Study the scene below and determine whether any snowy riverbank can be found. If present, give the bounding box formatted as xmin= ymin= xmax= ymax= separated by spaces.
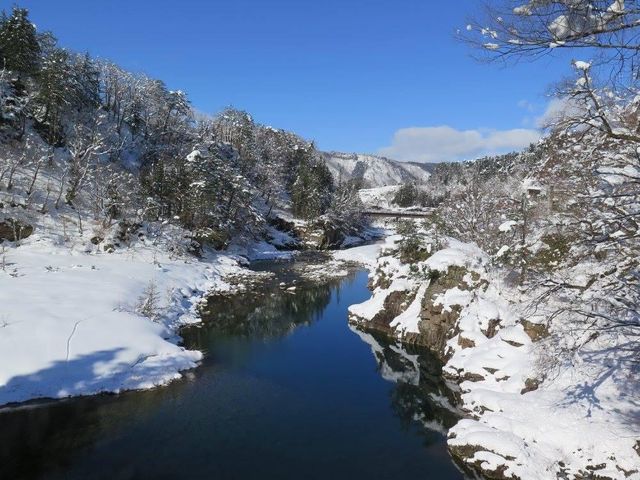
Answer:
xmin=0 ymin=229 xmax=258 ymax=407
xmin=0 ymin=211 xmax=375 ymax=408
xmin=337 ymin=234 xmax=640 ymax=480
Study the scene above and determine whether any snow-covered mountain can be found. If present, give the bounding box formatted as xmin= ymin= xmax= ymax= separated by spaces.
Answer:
xmin=321 ymin=152 xmax=433 ymax=187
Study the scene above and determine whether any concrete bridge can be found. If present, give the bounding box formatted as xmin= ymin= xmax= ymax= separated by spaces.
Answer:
xmin=360 ymin=209 xmax=435 ymax=219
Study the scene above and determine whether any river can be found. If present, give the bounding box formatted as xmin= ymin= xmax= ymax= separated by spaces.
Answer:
xmin=0 ymin=259 xmax=465 ymax=479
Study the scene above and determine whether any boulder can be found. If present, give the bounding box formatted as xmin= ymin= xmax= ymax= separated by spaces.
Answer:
xmin=0 ymin=218 xmax=33 ymax=242
xmin=521 ymin=319 xmax=550 ymax=342
xmin=483 ymin=318 xmax=501 ymax=338
xmin=90 ymin=236 xmax=104 ymax=245
xmin=292 ymin=218 xmax=360 ymax=250
xmin=520 ymin=378 xmax=540 ymax=394
xmin=448 ymin=443 xmax=519 ymax=480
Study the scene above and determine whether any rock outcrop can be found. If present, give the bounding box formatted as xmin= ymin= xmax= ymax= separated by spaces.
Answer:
xmin=0 ymin=218 xmax=33 ymax=242
xmin=418 ymin=265 xmax=469 ymax=361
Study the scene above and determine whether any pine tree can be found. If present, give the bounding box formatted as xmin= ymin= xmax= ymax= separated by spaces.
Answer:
xmin=70 ymin=52 xmax=100 ymax=111
xmin=393 ymin=183 xmax=419 ymax=208
xmin=291 ymin=154 xmax=333 ymax=220
xmin=35 ymin=40 xmax=71 ymax=144
xmin=326 ymin=180 xmax=365 ymax=233
xmin=0 ymin=7 xmax=40 ymax=76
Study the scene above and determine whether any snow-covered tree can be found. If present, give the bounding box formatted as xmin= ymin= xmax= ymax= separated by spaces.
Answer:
xmin=464 ymin=0 xmax=640 ymax=352
xmin=0 ymin=6 xmax=40 ymax=77
xmin=464 ymin=0 xmax=638 ymax=82
xmin=290 ymin=151 xmax=334 ymax=220
xmin=325 ymin=180 xmax=366 ymax=234
xmin=34 ymin=37 xmax=72 ymax=144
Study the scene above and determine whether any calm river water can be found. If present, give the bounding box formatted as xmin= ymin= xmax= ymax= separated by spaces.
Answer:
xmin=0 ymin=261 xmax=465 ymax=480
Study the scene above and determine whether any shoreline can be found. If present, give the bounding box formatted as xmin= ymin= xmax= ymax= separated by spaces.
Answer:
xmin=0 ymin=236 xmax=257 ymax=409
xmin=334 ymin=234 xmax=640 ymax=480
xmin=0 ymin=232 xmax=381 ymax=410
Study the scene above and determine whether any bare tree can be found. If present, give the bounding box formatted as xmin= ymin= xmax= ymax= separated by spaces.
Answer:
xmin=90 ymin=161 xmax=136 ymax=227
xmin=64 ymin=117 xmax=113 ymax=206
xmin=463 ymin=0 xmax=640 ymax=82
xmin=463 ymin=1 xmax=640 ymax=347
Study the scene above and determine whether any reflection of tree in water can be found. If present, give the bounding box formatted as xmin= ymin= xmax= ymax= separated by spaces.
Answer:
xmin=190 ymin=271 xmax=351 ymax=344
xmin=0 ymin=399 xmax=100 ymax=478
xmin=0 ymin=264 xmax=460 ymax=480
xmin=354 ymin=328 xmax=461 ymax=445
xmin=0 ymin=267 xmax=351 ymax=480
xmin=0 ymin=382 xmax=183 ymax=479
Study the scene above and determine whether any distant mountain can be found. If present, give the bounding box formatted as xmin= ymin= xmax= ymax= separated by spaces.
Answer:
xmin=321 ymin=152 xmax=434 ymax=188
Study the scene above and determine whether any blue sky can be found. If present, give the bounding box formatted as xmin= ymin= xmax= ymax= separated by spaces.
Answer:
xmin=7 ymin=0 xmax=572 ymax=161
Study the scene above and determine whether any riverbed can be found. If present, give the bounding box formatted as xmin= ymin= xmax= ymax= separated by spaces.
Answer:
xmin=0 ymin=259 xmax=465 ymax=479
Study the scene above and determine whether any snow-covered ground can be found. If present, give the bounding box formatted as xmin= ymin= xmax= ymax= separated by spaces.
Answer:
xmin=0 ymin=229 xmax=253 ymax=407
xmin=358 ymin=185 xmax=402 ymax=210
xmin=333 ymin=232 xmax=399 ymax=269
xmin=3 ymin=216 xmax=637 ymax=479
xmin=337 ymin=235 xmax=640 ymax=479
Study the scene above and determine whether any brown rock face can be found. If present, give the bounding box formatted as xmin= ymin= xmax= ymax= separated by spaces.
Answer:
xmin=316 ymin=221 xmax=345 ymax=250
xmin=418 ymin=265 xmax=470 ymax=361
xmin=291 ymin=218 xmax=353 ymax=251
xmin=521 ymin=319 xmax=550 ymax=342
xmin=369 ymin=289 xmax=417 ymax=332
xmin=353 ymin=263 xmax=475 ymax=363
xmin=419 ymin=300 xmax=462 ymax=361
xmin=483 ymin=318 xmax=501 ymax=338
xmin=356 ymin=265 xmax=473 ymax=361
xmin=0 ymin=219 xmax=33 ymax=242
xmin=457 ymin=335 xmax=476 ymax=349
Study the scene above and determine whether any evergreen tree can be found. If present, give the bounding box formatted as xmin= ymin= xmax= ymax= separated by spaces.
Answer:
xmin=326 ymin=180 xmax=365 ymax=233
xmin=214 ymin=108 xmax=258 ymax=177
xmin=290 ymin=153 xmax=333 ymax=220
xmin=393 ymin=183 xmax=419 ymax=208
xmin=35 ymin=39 xmax=71 ymax=144
xmin=70 ymin=52 xmax=101 ymax=111
xmin=0 ymin=7 xmax=40 ymax=76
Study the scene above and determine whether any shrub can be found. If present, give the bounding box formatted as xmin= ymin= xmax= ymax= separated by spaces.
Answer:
xmin=136 ymin=280 xmax=161 ymax=321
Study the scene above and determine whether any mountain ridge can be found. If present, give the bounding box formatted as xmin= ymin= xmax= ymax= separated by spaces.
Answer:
xmin=321 ymin=151 xmax=436 ymax=187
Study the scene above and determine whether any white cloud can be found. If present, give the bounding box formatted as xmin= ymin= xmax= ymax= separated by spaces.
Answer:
xmin=535 ymin=98 xmax=566 ymax=127
xmin=535 ymin=97 xmax=586 ymax=128
xmin=517 ymin=99 xmax=536 ymax=113
xmin=378 ymin=126 xmax=541 ymax=163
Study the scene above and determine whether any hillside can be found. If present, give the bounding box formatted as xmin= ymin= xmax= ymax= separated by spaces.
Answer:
xmin=321 ymin=151 xmax=433 ymax=188
xmin=0 ymin=7 xmax=375 ymax=406
xmin=341 ymin=121 xmax=640 ymax=478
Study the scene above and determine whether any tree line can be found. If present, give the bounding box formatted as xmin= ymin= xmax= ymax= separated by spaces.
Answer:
xmin=0 ymin=6 xmax=365 ymax=249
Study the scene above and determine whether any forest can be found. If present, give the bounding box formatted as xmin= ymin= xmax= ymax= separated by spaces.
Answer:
xmin=0 ymin=6 xmax=366 ymax=253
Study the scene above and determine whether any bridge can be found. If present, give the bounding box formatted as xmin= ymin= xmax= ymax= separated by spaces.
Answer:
xmin=360 ymin=209 xmax=435 ymax=219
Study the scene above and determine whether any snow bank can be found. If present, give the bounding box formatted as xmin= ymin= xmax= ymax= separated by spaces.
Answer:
xmin=0 ymin=233 xmax=246 ymax=406
xmin=333 ymin=233 xmax=400 ymax=270
xmin=340 ymin=234 xmax=640 ymax=479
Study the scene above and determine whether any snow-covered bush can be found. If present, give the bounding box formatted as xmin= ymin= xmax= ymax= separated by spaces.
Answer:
xmin=136 ymin=280 xmax=162 ymax=321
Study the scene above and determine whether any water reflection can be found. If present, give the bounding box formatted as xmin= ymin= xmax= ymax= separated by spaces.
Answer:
xmin=192 ymin=276 xmax=336 ymax=341
xmin=350 ymin=327 xmax=461 ymax=439
xmin=0 ymin=380 xmax=193 ymax=479
xmin=0 ymin=262 xmax=464 ymax=480
xmin=193 ymin=263 xmax=462 ymax=449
